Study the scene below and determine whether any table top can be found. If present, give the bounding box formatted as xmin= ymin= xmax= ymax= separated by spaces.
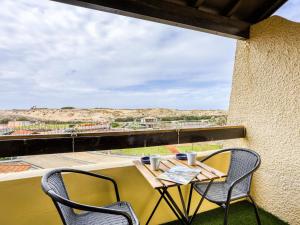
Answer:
xmin=133 ymin=158 xmax=226 ymax=189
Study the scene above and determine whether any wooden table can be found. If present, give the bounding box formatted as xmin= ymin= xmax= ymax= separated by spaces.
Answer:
xmin=133 ymin=158 xmax=226 ymax=225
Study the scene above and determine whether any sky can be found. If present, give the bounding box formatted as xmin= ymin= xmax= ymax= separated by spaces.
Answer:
xmin=0 ymin=0 xmax=299 ymax=110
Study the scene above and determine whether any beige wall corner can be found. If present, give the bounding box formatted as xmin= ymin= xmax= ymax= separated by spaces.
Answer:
xmin=227 ymin=16 xmax=300 ymax=225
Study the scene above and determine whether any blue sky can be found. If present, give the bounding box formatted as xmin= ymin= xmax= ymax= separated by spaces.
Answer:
xmin=0 ymin=0 xmax=299 ymax=110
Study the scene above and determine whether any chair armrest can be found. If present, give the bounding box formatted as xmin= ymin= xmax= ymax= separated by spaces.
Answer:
xmin=200 ymin=149 xmax=229 ymax=162
xmin=49 ymin=190 xmax=133 ymax=225
xmin=59 ymin=169 xmax=120 ymax=201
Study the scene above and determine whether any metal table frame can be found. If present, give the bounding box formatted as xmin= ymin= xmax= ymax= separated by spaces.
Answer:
xmin=146 ymin=180 xmax=215 ymax=225
xmin=133 ymin=159 xmax=226 ymax=225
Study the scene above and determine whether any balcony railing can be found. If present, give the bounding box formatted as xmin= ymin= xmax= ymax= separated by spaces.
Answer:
xmin=0 ymin=125 xmax=245 ymax=225
xmin=0 ymin=126 xmax=245 ymax=158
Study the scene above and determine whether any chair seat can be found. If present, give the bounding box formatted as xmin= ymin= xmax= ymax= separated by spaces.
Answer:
xmin=193 ymin=182 xmax=248 ymax=204
xmin=75 ymin=201 xmax=139 ymax=225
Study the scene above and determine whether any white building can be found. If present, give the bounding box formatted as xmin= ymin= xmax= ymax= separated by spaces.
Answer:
xmin=7 ymin=121 xmax=32 ymax=128
xmin=140 ymin=117 xmax=158 ymax=128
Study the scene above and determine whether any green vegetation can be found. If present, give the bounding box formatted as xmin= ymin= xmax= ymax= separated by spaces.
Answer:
xmin=209 ymin=116 xmax=227 ymax=126
xmin=61 ymin=106 xmax=75 ymax=109
xmin=111 ymin=144 xmax=221 ymax=156
xmin=0 ymin=116 xmax=34 ymax=124
xmin=0 ymin=157 xmax=16 ymax=161
xmin=112 ymin=146 xmax=171 ymax=156
xmin=16 ymin=116 xmax=31 ymax=121
xmin=43 ymin=120 xmax=86 ymax=124
xmin=11 ymin=121 xmax=104 ymax=131
xmin=0 ymin=118 xmax=10 ymax=124
xmin=115 ymin=117 xmax=135 ymax=122
xmin=160 ymin=115 xmax=225 ymax=121
xmin=17 ymin=123 xmax=71 ymax=130
xmin=164 ymin=201 xmax=288 ymax=225
xmin=111 ymin=122 xmax=120 ymax=128
xmin=177 ymin=144 xmax=221 ymax=152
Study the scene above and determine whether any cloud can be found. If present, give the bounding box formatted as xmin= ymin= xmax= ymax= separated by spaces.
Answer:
xmin=4 ymin=0 xmax=298 ymax=110
xmin=275 ymin=0 xmax=300 ymax=22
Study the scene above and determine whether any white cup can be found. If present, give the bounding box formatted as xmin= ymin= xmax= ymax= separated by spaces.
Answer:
xmin=187 ymin=152 xmax=197 ymax=166
xmin=150 ymin=155 xmax=161 ymax=171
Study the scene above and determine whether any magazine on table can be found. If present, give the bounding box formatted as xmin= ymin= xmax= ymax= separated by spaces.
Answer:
xmin=157 ymin=166 xmax=201 ymax=185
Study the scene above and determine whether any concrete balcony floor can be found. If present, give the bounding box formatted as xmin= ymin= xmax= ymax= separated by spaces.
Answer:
xmin=164 ymin=201 xmax=288 ymax=225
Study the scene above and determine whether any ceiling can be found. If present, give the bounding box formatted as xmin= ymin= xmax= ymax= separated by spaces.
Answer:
xmin=52 ymin=0 xmax=288 ymax=39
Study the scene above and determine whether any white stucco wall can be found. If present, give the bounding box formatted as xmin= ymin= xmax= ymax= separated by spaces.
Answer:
xmin=227 ymin=16 xmax=300 ymax=225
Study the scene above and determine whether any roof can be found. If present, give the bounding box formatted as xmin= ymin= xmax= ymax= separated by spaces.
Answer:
xmin=52 ymin=0 xmax=288 ymax=39
xmin=0 ymin=163 xmax=32 ymax=173
xmin=11 ymin=130 xmax=34 ymax=135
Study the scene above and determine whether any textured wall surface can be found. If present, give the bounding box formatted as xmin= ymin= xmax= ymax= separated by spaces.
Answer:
xmin=228 ymin=16 xmax=300 ymax=225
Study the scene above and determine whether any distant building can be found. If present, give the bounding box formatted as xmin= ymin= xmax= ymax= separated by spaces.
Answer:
xmin=0 ymin=124 xmax=8 ymax=129
xmin=76 ymin=122 xmax=110 ymax=131
xmin=11 ymin=130 xmax=34 ymax=136
xmin=7 ymin=121 xmax=32 ymax=128
xmin=0 ymin=162 xmax=33 ymax=173
xmin=140 ymin=117 xmax=159 ymax=128
xmin=0 ymin=128 xmax=13 ymax=136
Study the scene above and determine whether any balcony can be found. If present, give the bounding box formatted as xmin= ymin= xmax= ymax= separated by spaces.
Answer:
xmin=0 ymin=147 xmax=289 ymax=225
xmin=0 ymin=125 xmax=292 ymax=225
xmin=0 ymin=0 xmax=299 ymax=225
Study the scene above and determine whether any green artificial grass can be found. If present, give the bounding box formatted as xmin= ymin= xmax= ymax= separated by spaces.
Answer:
xmin=112 ymin=146 xmax=171 ymax=156
xmin=164 ymin=201 xmax=288 ymax=225
xmin=176 ymin=144 xmax=221 ymax=153
xmin=111 ymin=144 xmax=222 ymax=156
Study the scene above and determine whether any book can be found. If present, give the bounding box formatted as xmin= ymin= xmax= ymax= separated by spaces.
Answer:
xmin=157 ymin=166 xmax=201 ymax=185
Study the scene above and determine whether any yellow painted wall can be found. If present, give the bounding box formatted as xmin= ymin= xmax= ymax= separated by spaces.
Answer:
xmin=228 ymin=16 xmax=300 ymax=225
xmin=0 ymin=153 xmax=229 ymax=225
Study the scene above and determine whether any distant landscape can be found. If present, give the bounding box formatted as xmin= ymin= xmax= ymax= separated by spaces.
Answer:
xmin=0 ymin=108 xmax=227 ymax=136
xmin=0 ymin=108 xmax=226 ymax=171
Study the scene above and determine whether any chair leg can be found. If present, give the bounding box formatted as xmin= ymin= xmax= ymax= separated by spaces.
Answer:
xmin=248 ymin=196 xmax=262 ymax=225
xmin=223 ymin=203 xmax=230 ymax=225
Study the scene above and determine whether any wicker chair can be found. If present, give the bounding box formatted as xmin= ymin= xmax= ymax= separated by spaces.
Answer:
xmin=41 ymin=169 xmax=139 ymax=225
xmin=193 ymin=148 xmax=261 ymax=225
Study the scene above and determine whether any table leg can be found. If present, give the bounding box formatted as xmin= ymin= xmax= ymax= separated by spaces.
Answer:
xmin=145 ymin=189 xmax=166 ymax=225
xmin=177 ymin=186 xmax=188 ymax=218
xmin=187 ymin=184 xmax=193 ymax=216
xmin=146 ymin=187 xmax=185 ymax=225
xmin=165 ymin=188 xmax=190 ymax=225
xmin=147 ymin=183 xmax=207 ymax=225
xmin=189 ymin=180 xmax=214 ymax=224
xmin=159 ymin=188 xmax=186 ymax=224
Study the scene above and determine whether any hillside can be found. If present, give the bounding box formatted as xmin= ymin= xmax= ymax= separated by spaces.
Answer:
xmin=0 ymin=108 xmax=227 ymax=123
